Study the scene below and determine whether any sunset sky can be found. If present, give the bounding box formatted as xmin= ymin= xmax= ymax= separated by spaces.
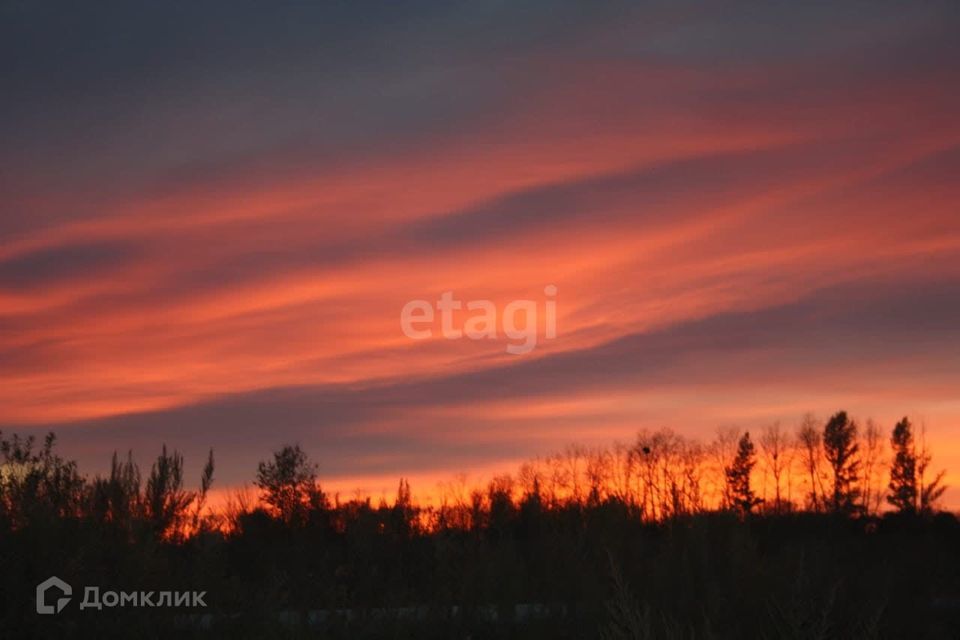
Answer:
xmin=2 ymin=2 xmax=959 ymax=505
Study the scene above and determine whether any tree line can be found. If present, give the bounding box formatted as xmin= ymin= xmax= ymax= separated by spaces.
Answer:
xmin=2 ymin=411 xmax=957 ymax=638
xmin=0 ymin=411 xmax=949 ymax=540
xmin=721 ymin=412 xmax=946 ymax=519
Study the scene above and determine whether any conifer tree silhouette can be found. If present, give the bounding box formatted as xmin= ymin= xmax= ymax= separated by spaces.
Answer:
xmin=725 ymin=431 xmax=762 ymax=515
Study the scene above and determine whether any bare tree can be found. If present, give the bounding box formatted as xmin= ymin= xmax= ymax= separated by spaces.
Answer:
xmin=563 ymin=445 xmax=588 ymax=505
xmin=585 ymin=447 xmax=612 ymax=506
xmin=678 ymin=438 xmax=706 ymax=515
xmin=634 ymin=431 xmax=658 ymax=520
xmin=759 ymin=423 xmax=790 ymax=514
xmin=517 ymin=460 xmax=545 ymax=498
xmin=545 ymin=452 xmax=571 ymax=507
xmin=917 ymin=422 xmax=947 ymax=515
xmin=859 ymin=419 xmax=884 ymax=515
xmin=609 ymin=441 xmax=637 ymax=507
xmin=796 ymin=414 xmax=824 ymax=512
xmin=437 ymin=472 xmax=472 ymax=530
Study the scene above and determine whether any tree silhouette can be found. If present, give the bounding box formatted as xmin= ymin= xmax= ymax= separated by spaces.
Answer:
xmin=860 ymin=419 xmax=885 ymax=515
xmin=796 ymin=414 xmax=823 ymax=512
xmin=759 ymin=423 xmax=790 ymax=514
xmin=192 ymin=448 xmax=216 ymax=532
xmin=916 ymin=423 xmax=947 ymax=515
xmin=725 ymin=431 xmax=762 ymax=515
xmin=91 ymin=450 xmax=141 ymax=533
xmin=887 ymin=417 xmax=917 ymax=514
xmin=822 ymin=411 xmax=860 ymax=514
xmin=0 ymin=432 xmax=84 ymax=527
xmin=255 ymin=444 xmax=321 ymax=523
xmin=390 ymin=477 xmax=416 ymax=537
xmin=144 ymin=445 xmax=194 ymax=539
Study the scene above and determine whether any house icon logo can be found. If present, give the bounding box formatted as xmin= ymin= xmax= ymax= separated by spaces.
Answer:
xmin=36 ymin=576 xmax=72 ymax=614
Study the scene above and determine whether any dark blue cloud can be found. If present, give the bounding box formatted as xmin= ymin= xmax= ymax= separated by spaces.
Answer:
xmin=3 ymin=0 xmax=956 ymax=237
xmin=0 ymin=240 xmax=138 ymax=291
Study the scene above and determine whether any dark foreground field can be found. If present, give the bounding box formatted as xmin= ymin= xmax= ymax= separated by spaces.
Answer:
xmin=6 ymin=506 xmax=960 ymax=638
